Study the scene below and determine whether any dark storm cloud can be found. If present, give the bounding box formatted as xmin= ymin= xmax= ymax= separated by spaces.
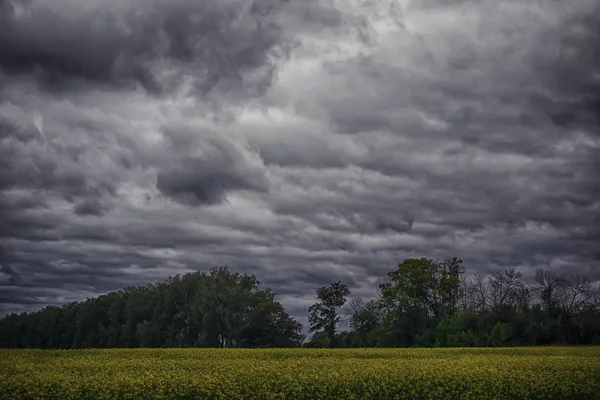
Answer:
xmin=73 ymin=198 xmax=111 ymax=217
xmin=303 ymin=0 xmax=599 ymax=262
xmin=0 ymin=263 xmax=20 ymax=284
xmin=0 ymin=0 xmax=339 ymax=96
xmin=1 ymin=0 xmax=599 ymax=322
xmin=536 ymin=12 xmax=600 ymax=130
xmin=0 ymin=0 xmax=159 ymax=93
xmin=156 ymin=125 xmax=270 ymax=205
xmin=0 ymin=111 xmax=118 ymax=218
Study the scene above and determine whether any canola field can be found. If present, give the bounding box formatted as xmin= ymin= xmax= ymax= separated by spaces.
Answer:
xmin=1 ymin=347 xmax=599 ymax=400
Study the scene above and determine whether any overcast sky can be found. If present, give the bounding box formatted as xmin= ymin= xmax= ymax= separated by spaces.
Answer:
xmin=0 ymin=0 xmax=599 ymax=323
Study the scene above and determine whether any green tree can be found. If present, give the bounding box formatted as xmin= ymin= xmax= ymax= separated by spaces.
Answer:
xmin=347 ymin=299 xmax=383 ymax=347
xmin=241 ymin=289 xmax=305 ymax=347
xmin=308 ymin=281 xmax=350 ymax=348
xmin=377 ymin=257 xmax=465 ymax=346
xmin=0 ymin=266 xmax=304 ymax=349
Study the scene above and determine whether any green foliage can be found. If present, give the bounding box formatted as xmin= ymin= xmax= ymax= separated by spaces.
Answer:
xmin=435 ymin=314 xmax=476 ymax=347
xmin=315 ymin=257 xmax=600 ymax=348
xmin=346 ymin=300 xmax=383 ymax=347
xmin=379 ymin=257 xmax=464 ymax=319
xmin=413 ymin=328 xmax=436 ymax=347
xmin=2 ymin=255 xmax=599 ymax=350
xmin=303 ymin=331 xmax=331 ymax=348
xmin=489 ymin=323 xmax=508 ymax=347
xmin=0 ymin=266 xmax=304 ymax=349
xmin=308 ymin=280 xmax=350 ymax=347
xmin=375 ymin=257 xmax=465 ymax=347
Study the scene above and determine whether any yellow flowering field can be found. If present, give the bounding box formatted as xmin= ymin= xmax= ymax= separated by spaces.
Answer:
xmin=1 ymin=347 xmax=599 ymax=399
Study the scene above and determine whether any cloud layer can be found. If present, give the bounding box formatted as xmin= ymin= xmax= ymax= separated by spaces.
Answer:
xmin=1 ymin=0 xmax=599 ymax=323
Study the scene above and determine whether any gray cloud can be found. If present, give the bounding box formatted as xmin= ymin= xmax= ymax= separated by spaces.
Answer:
xmin=73 ymin=198 xmax=111 ymax=217
xmin=1 ymin=0 xmax=599 ymax=323
xmin=156 ymin=124 xmax=271 ymax=205
xmin=0 ymin=0 xmax=338 ymax=96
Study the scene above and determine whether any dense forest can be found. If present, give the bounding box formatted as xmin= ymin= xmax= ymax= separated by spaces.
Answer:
xmin=1 ymin=258 xmax=600 ymax=348
xmin=0 ymin=266 xmax=305 ymax=348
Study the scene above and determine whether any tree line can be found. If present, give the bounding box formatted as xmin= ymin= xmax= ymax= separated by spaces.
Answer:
xmin=0 ymin=267 xmax=304 ymax=348
xmin=306 ymin=258 xmax=600 ymax=348
xmin=1 ymin=258 xmax=599 ymax=348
